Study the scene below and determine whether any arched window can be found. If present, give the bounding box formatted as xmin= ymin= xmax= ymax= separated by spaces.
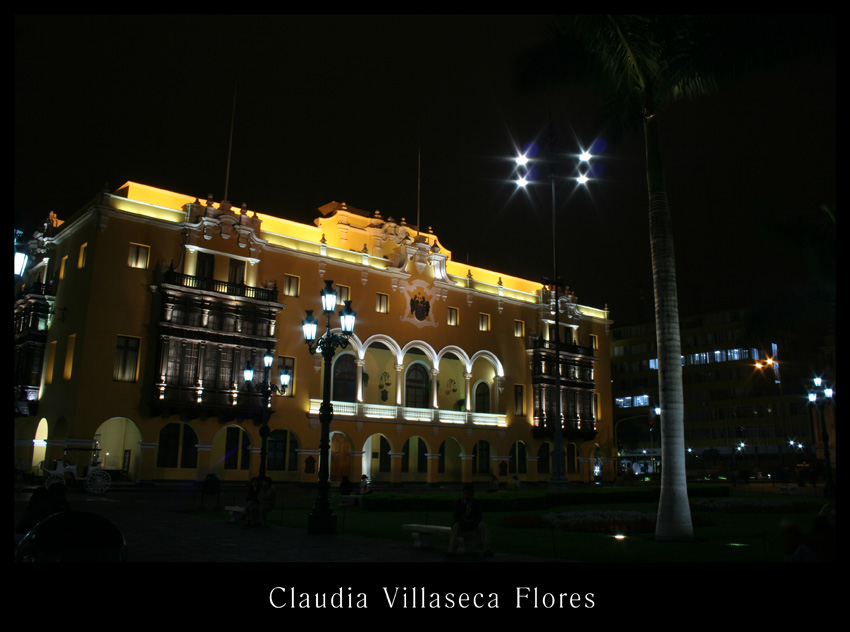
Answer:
xmin=567 ymin=443 xmax=577 ymax=474
xmin=224 ymin=426 xmax=251 ymax=471
xmin=472 ymin=440 xmax=490 ymax=474
xmin=537 ymin=443 xmax=551 ymax=474
xmin=405 ymin=363 xmax=429 ymax=408
xmin=267 ymin=429 xmax=298 ymax=472
xmin=333 ymin=354 xmax=357 ymax=402
xmin=156 ymin=422 xmax=198 ymax=469
xmin=509 ymin=441 xmax=527 ymax=474
xmin=475 ymin=382 xmax=491 ymax=413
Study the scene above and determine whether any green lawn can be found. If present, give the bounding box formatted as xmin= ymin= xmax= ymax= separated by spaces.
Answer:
xmin=217 ymin=488 xmax=828 ymax=563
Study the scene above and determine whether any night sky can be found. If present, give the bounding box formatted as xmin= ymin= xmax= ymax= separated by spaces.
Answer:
xmin=15 ymin=15 xmax=835 ymax=324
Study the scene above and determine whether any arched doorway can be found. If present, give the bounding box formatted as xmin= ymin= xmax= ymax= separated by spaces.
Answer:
xmin=30 ymin=418 xmax=48 ymax=472
xmin=362 ymin=433 xmax=392 ymax=482
xmin=95 ymin=417 xmax=142 ymax=480
xmin=330 ymin=431 xmax=352 ymax=482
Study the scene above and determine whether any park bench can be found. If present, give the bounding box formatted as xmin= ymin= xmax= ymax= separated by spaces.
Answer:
xmin=339 ymin=495 xmax=361 ymax=507
xmin=401 ymin=523 xmax=477 ymax=552
xmin=778 ymin=486 xmax=799 ymax=495
xmin=224 ymin=505 xmax=246 ymax=522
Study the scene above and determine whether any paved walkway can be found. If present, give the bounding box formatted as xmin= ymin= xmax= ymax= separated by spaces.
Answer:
xmin=15 ymin=480 xmax=828 ymax=563
xmin=14 ymin=484 xmax=553 ymax=563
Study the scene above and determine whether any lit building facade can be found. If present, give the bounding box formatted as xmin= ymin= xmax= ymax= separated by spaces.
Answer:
xmin=14 ymin=182 xmax=614 ymax=487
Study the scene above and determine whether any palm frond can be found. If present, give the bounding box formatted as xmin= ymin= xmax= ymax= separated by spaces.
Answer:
xmin=514 ymin=14 xmax=834 ymax=129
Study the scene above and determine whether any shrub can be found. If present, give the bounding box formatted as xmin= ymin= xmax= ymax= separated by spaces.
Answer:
xmin=500 ymin=514 xmax=546 ymax=528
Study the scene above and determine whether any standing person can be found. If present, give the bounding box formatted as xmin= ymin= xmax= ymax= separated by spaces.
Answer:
xmin=340 ymin=476 xmax=353 ymax=496
xmin=448 ymin=485 xmax=492 ymax=557
xmin=360 ymin=474 xmax=370 ymax=495
xmin=243 ymin=477 xmax=260 ymax=525
xmin=15 ymin=483 xmax=71 ymax=543
xmin=252 ymin=477 xmax=276 ymax=528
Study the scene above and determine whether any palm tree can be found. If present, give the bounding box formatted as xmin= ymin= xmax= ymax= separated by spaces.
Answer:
xmin=515 ymin=15 xmax=833 ymax=541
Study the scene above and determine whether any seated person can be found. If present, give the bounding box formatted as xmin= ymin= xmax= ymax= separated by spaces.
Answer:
xmin=448 ymin=485 xmax=492 ymax=556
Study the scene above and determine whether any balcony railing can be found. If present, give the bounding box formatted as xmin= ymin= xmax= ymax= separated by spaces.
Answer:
xmin=529 ymin=337 xmax=596 ymax=357
xmin=309 ymin=399 xmax=507 ymax=427
xmin=150 ymin=384 xmax=271 ymax=423
xmin=161 ymin=269 xmax=279 ymax=302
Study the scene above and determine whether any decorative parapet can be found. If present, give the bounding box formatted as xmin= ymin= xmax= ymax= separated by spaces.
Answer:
xmin=308 ymin=399 xmax=506 ymax=427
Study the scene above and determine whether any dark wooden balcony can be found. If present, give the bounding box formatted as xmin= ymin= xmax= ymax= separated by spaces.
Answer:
xmin=161 ymin=268 xmax=278 ymax=302
xmin=529 ymin=337 xmax=596 ymax=358
xmin=15 ymin=281 xmax=55 ymax=301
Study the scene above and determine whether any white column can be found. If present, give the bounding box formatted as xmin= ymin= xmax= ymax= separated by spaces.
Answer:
xmin=395 ymin=363 xmax=404 ymax=406
xmin=431 ymin=368 xmax=439 ymax=408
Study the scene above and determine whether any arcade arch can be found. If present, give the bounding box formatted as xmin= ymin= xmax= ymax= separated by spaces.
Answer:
xmin=438 ymin=436 xmax=464 ymax=482
xmin=347 ymin=334 xmax=505 ymax=413
xmin=400 ymin=435 xmax=430 ymax=480
xmin=361 ymin=432 xmax=393 ymax=483
xmin=210 ymin=424 xmax=252 ymax=480
xmin=95 ymin=417 xmax=142 ymax=480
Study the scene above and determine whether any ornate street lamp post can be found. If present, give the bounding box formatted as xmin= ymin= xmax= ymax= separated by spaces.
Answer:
xmin=302 ymin=279 xmax=356 ymax=534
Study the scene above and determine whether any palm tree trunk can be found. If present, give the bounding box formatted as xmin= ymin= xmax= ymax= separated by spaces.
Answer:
xmin=644 ymin=113 xmax=694 ymax=541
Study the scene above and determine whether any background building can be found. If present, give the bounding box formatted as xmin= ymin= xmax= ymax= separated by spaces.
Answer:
xmin=14 ymin=182 xmax=615 ymax=488
xmin=611 ymin=308 xmax=830 ymax=481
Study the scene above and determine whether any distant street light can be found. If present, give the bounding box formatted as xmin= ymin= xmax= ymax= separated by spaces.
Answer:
xmin=808 ymin=377 xmax=836 ymax=499
xmin=513 ymin=134 xmax=595 ymax=490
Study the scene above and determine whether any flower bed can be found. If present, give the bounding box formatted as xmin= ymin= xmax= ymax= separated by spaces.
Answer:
xmin=689 ymin=498 xmax=820 ymax=513
xmin=536 ymin=510 xmax=716 ymax=534
xmin=500 ymin=514 xmax=546 ymax=529
xmin=543 ymin=510 xmax=658 ymax=534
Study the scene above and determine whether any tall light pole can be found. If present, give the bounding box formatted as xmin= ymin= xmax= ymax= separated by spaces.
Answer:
xmin=515 ymin=136 xmax=593 ymax=490
xmin=808 ymin=377 xmax=835 ymax=499
xmin=302 ymin=279 xmax=356 ymax=534
xmin=243 ymin=348 xmax=277 ymax=479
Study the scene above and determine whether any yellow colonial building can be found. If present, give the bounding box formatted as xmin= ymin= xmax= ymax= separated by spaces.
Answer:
xmin=14 ymin=182 xmax=615 ymax=488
